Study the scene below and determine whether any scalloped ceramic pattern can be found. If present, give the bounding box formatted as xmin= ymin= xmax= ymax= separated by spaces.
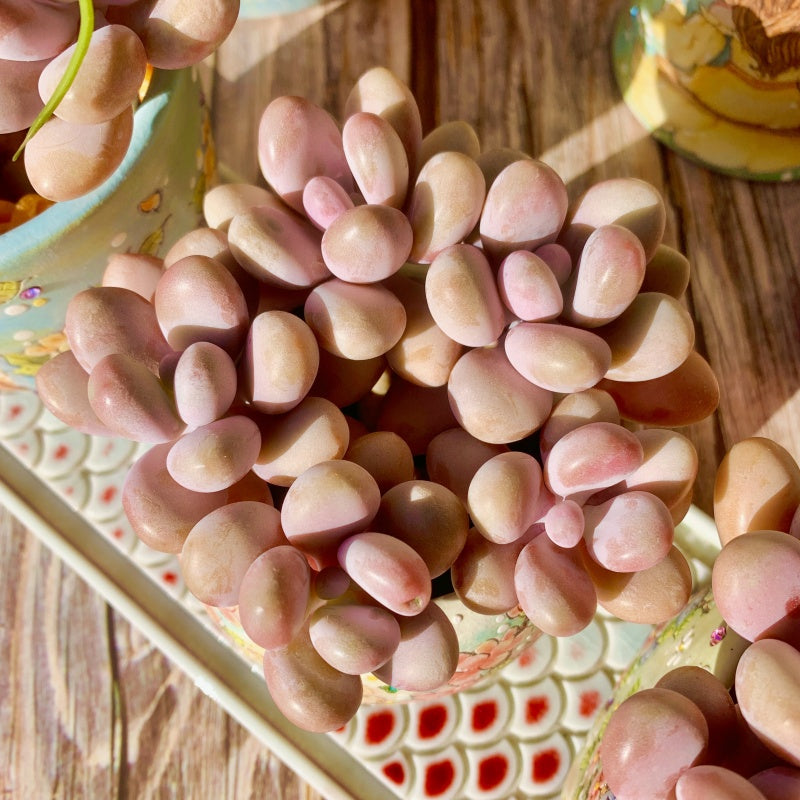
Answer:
xmin=0 ymin=389 xmax=708 ymax=799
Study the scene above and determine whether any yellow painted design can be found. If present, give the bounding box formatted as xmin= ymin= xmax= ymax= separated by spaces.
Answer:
xmin=138 ymin=214 xmax=171 ymax=255
xmin=619 ymin=1 xmax=800 ymax=179
xmin=685 ymin=62 xmax=800 ymax=128
xmin=193 ymin=106 xmax=217 ymax=213
xmin=647 ymin=4 xmax=727 ymax=72
xmin=4 ymin=352 xmax=50 ymax=376
xmin=36 ymin=332 xmax=68 ymax=352
xmin=0 ymin=281 xmax=21 ymax=304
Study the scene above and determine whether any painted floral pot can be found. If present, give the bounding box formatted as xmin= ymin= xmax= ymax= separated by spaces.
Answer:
xmin=613 ymin=0 xmax=800 ymax=180
xmin=562 ymin=587 xmax=750 ymax=799
xmin=0 ymin=67 xmax=213 ymax=391
xmin=205 ymin=594 xmax=540 ymax=705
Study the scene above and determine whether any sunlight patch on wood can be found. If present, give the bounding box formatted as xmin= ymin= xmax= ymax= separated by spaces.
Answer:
xmin=536 ymin=102 xmax=650 ymax=184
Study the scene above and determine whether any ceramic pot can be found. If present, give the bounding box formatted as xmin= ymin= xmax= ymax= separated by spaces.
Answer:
xmin=204 ymin=594 xmax=540 ymax=705
xmin=239 ymin=0 xmax=323 ymax=17
xmin=612 ymin=1 xmax=800 ymax=181
xmin=0 ymin=67 xmax=212 ymax=390
xmin=562 ymin=587 xmax=750 ymax=799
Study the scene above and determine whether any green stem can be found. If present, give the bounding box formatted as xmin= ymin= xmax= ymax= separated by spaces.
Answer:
xmin=12 ymin=0 xmax=95 ymax=161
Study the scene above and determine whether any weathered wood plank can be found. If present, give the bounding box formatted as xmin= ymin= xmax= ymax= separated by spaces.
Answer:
xmin=667 ymin=152 xmax=800 ymax=510
xmin=113 ymin=620 xmax=322 ymax=799
xmin=212 ymin=0 xmax=413 ymax=184
xmin=0 ymin=508 xmax=121 ymax=799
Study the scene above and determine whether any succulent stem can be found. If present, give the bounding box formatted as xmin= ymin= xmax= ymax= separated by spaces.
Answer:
xmin=12 ymin=0 xmax=95 ymax=162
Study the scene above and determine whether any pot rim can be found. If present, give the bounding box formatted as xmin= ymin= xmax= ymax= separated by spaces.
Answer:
xmin=0 ymin=67 xmax=187 ymax=254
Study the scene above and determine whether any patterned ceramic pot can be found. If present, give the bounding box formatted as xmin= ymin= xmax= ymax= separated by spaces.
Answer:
xmin=612 ymin=0 xmax=800 ymax=180
xmin=0 ymin=67 xmax=212 ymax=390
xmin=205 ymin=594 xmax=541 ymax=705
xmin=562 ymin=587 xmax=750 ymax=799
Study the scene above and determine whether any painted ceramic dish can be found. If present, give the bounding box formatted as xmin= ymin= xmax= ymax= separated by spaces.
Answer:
xmin=0 ymin=67 xmax=212 ymax=390
xmin=613 ymin=0 xmax=800 ymax=181
xmin=562 ymin=587 xmax=750 ymax=799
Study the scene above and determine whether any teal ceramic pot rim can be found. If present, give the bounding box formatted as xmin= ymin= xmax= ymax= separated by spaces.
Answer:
xmin=1 ymin=68 xmax=186 ymax=258
xmin=239 ymin=0 xmax=322 ymax=18
xmin=0 ymin=66 xmax=207 ymax=390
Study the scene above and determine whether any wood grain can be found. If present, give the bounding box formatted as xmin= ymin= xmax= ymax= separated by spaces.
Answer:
xmin=0 ymin=506 xmax=322 ymax=800
xmin=2 ymin=0 xmax=800 ymax=796
xmin=0 ymin=508 xmax=118 ymax=799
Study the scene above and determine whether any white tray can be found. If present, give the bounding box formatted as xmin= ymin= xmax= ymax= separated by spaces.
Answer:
xmin=0 ymin=389 xmax=721 ymax=800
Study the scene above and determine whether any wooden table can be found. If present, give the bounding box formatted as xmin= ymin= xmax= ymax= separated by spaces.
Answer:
xmin=2 ymin=0 xmax=800 ymax=796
